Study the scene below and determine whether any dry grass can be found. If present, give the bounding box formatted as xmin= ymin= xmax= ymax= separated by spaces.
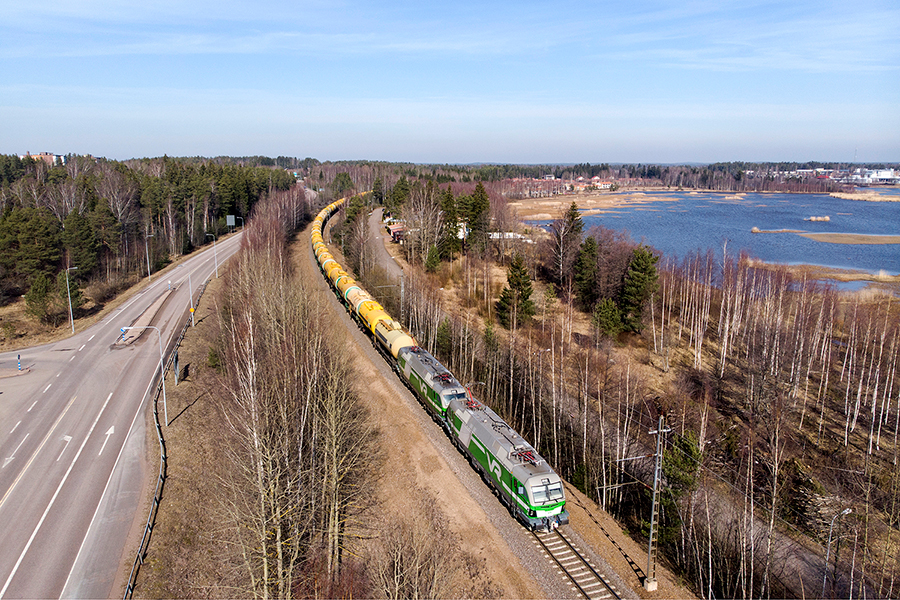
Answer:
xmin=0 ymin=261 xmax=199 ymax=354
xmin=132 ymin=274 xmax=246 ymax=598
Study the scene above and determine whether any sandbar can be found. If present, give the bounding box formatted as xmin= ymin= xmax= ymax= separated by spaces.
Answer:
xmin=798 ymin=232 xmax=900 ymax=245
xmin=830 ymin=191 xmax=900 ymax=202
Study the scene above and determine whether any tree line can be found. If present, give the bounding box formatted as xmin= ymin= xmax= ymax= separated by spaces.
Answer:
xmin=0 ymin=154 xmax=293 ymax=323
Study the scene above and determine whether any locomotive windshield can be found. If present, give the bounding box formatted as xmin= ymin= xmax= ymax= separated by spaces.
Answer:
xmin=531 ymin=482 xmax=564 ymax=504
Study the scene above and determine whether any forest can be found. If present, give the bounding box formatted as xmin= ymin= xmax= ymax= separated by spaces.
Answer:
xmin=140 ymin=184 xmax=494 ymax=599
xmin=5 ymin=153 xmax=898 ymax=597
xmin=334 ymin=172 xmax=900 ymax=599
xmin=0 ymin=154 xmax=293 ymax=327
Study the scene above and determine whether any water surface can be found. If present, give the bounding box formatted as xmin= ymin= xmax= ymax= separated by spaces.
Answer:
xmin=573 ymin=191 xmax=900 ymax=274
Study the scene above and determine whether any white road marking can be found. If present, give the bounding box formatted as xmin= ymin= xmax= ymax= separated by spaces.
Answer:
xmin=78 ymin=345 xmax=85 ymax=352
xmin=0 ymin=396 xmax=78 ymax=512
xmin=10 ymin=421 xmax=21 ymax=434
xmin=43 ymin=384 xmax=51 ymax=393
xmin=88 ymin=335 xmax=95 ymax=342
xmin=98 ymin=427 xmax=114 ymax=456
xmin=3 ymin=434 xmax=30 ymax=469
xmin=69 ymin=356 xmax=75 ymax=361
xmin=63 ymin=383 xmax=153 ymax=595
xmin=27 ymin=401 xmax=37 ymax=412
xmin=57 ymin=436 xmax=72 ymax=461
xmin=0 ymin=393 xmax=112 ymax=599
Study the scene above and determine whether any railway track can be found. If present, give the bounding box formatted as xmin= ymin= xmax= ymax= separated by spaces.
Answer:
xmin=533 ymin=528 xmax=622 ymax=600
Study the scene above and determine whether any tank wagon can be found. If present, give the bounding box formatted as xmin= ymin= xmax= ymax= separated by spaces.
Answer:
xmin=312 ymin=196 xmax=569 ymax=531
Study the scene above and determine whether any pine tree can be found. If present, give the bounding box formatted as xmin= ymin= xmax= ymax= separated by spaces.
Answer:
xmin=619 ymin=245 xmax=659 ymax=332
xmin=496 ymin=253 xmax=535 ymax=329
xmin=63 ymin=210 xmax=98 ymax=279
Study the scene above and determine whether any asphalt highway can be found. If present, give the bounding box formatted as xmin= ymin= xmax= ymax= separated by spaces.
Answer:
xmin=0 ymin=232 xmax=241 ymax=599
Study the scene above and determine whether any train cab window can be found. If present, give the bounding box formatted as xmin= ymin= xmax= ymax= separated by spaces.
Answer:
xmin=531 ymin=482 xmax=564 ymax=504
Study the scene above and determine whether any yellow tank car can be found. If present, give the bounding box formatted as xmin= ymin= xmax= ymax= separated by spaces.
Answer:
xmin=346 ymin=287 xmax=372 ymax=310
xmin=357 ymin=299 xmax=390 ymax=333
xmin=321 ymin=258 xmax=339 ymax=277
xmin=374 ymin=319 xmax=416 ymax=358
xmin=328 ymin=266 xmax=348 ymax=285
xmin=335 ymin=274 xmax=356 ymax=296
xmin=341 ymin=284 xmax=362 ymax=302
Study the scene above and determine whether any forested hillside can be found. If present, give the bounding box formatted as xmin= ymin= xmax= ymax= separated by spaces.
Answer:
xmin=340 ymin=173 xmax=899 ymax=599
xmin=0 ymin=154 xmax=293 ymax=324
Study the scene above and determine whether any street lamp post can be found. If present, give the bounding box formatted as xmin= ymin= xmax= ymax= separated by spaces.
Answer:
xmin=822 ymin=507 xmax=852 ymax=598
xmin=236 ymin=216 xmax=244 ymax=228
xmin=121 ymin=325 xmax=169 ymax=426
xmin=144 ymin=233 xmax=154 ymax=282
xmin=177 ymin=264 xmax=195 ymax=327
xmin=206 ymin=233 xmax=218 ymax=278
xmin=65 ymin=266 xmax=78 ymax=334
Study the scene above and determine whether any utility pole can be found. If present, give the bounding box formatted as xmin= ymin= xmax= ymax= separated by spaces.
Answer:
xmin=645 ymin=412 xmax=670 ymax=592
xmin=603 ymin=406 xmax=670 ymax=592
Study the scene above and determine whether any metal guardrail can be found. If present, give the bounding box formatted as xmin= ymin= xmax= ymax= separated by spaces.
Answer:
xmin=123 ymin=279 xmax=210 ymax=599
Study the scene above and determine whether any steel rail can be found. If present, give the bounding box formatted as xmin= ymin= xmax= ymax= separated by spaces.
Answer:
xmin=532 ymin=528 xmax=621 ymax=600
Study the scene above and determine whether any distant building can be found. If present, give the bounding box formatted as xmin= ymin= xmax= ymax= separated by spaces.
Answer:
xmin=591 ymin=177 xmax=613 ymax=189
xmin=19 ymin=152 xmax=65 ymax=166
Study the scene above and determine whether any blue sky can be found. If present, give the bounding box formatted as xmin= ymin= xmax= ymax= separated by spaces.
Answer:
xmin=2 ymin=0 xmax=898 ymax=163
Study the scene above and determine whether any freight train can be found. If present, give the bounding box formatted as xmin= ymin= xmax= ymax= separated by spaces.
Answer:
xmin=312 ymin=197 xmax=569 ymax=531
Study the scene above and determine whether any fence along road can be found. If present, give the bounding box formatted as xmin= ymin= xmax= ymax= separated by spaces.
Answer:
xmin=0 ymin=233 xmax=240 ymax=599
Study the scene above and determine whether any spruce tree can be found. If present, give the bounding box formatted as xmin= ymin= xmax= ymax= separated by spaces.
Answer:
xmin=424 ymin=245 xmax=440 ymax=273
xmin=389 ymin=176 xmax=410 ymax=211
xmin=438 ymin=185 xmax=460 ymax=259
xmin=496 ymin=253 xmax=535 ymax=329
xmin=619 ymin=245 xmax=659 ymax=332
xmin=25 ymin=271 xmax=53 ymax=322
xmin=465 ymin=182 xmax=490 ymax=252
xmin=592 ymin=298 xmax=622 ymax=338
xmin=372 ymin=176 xmax=384 ymax=206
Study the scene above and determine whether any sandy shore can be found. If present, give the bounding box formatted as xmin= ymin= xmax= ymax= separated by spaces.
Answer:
xmin=830 ymin=191 xmax=900 ymax=202
xmin=744 ymin=258 xmax=900 ymax=286
xmin=509 ymin=191 xmax=900 ymax=286
xmin=508 ymin=190 xmax=681 ymax=220
xmin=798 ymin=232 xmax=900 ymax=245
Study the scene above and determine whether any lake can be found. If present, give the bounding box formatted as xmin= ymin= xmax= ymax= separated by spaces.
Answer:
xmin=570 ymin=190 xmax=900 ymax=275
